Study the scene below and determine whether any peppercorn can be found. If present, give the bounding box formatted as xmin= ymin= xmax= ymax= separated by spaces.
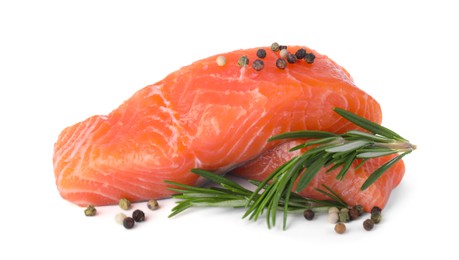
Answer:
xmin=279 ymin=45 xmax=287 ymax=50
xmin=349 ymin=207 xmax=360 ymax=220
xmin=252 ymin=59 xmax=264 ymax=71
xmin=286 ymin=53 xmax=297 ymax=64
xmin=256 ymin=49 xmax=267 ymax=59
xmin=371 ymin=212 xmax=382 ymax=224
xmin=303 ymin=209 xmax=315 ymax=220
xmin=147 ymin=199 xmax=159 ymax=210
xmin=353 ymin=205 xmax=364 ymax=216
xmin=304 ymin=53 xmax=316 ymax=64
xmin=238 ymin=55 xmax=249 ymax=67
xmin=339 ymin=208 xmax=350 ymax=223
xmin=334 ymin=223 xmax=346 ymax=234
xmin=363 ymin=219 xmax=375 ymax=231
xmin=271 ymin=42 xmax=280 ymax=52
xmin=123 ymin=217 xmax=135 ymax=229
xmin=279 ymin=49 xmax=288 ymax=59
xmin=118 ymin=198 xmax=131 ymax=210
xmin=115 ymin=213 xmax=127 ymax=225
xmin=328 ymin=207 xmax=339 ymax=214
xmin=84 ymin=205 xmax=97 ymax=217
xmin=371 ymin=206 xmax=382 ymax=215
xmin=295 ymin=48 xmax=307 ymax=59
xmin=216 ymin=55 xmax=227 ymax=66
xmin=132 ymin=209 xmax=145 ymax=222
xmin=275 ymin=58 xmax=287 ymax=69
xmin=328 ymin=212 xmax=339 ymax=224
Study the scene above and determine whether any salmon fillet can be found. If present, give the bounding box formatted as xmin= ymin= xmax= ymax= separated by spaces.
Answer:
xmin=53 ymin=46 xmax=382 ymax=206
xmin=231 ymin=141 xmax=405 ymax=211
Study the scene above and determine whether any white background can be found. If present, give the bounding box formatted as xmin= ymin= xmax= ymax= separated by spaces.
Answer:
xmin=1 ymin=0 xmax=457 ymax=259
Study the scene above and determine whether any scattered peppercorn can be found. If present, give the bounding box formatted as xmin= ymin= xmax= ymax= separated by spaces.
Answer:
xmin=353 ymin=205 xmax=364 ymax=216
xmin=349 ymin=207 xmax=360 ymax=220
xmin=252 ymin=59 xmax=264 ymax=71
xmin=371 ymin=212 xmax=382 ymax=224
xmin=216 ymin=55 xmax=227 ymax=66
xmin=256 ymin=49 xmax=267 ymax=59
xmin=295 ymin=48 xmax=307 ymax=59
xmin=118 ymin=198 xmax=131 ymax=210
xmin=371 ymin=206 xmax=382 ymax=215
xmin=279 ymin=49 xmax=288 ymax=59
xmin=271 ymin=42 xmax=280 ymax=52
xmin=279 ymin=45 xmax=287 ymax=50
xmin=303 ymin=209 xmax=315 ymax=220
xmin=132 ymin=209 xmax=145 ymax=222
xmin=275 ymin=58 xmax=287 ymax=69
xmin=147 ymin=199 xmax=159 ymax=210
xmin=84 ymin=205 xmax=97 ymax=216
xmin=339 ymin=208 xmax=350 ymax=223
xmin=115 ymin=213 xmax=127 ymax=225
xmin=123 ymin=217 xmax=135 ymax=229
xmin=334 ymin=223 xmax=346 ymax=234
xmin=286 ymin=53 xmax=297 ymax=64
xmin=238 ymin=55 xmax=249 ymax=67
xmin=304 ymin=53 xmax=316 ymax=64
xmin=328 ymin=212 xmax=339 ymax=224
xmin=363 ymin=219 xmax=375 ymax=231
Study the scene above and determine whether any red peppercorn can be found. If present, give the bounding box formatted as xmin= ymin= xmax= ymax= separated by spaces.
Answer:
xmin=303 ymin=209 xmax=315 ymax=220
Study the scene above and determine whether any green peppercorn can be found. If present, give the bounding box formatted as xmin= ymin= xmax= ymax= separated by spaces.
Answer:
xmin=271 ymin=42 xmax=280 ymax=52
xmin=303 ymin=209 xmax=315 ymax=220
xmin=371 ymin=212 xmax=382 ymax=224
xmin=339 ymin=209 xmax=350 ymax=223
xmin=132 ymin=209 xmax=145 ymax=222
xmin=353 ymin=205 xmax=364 ymax=216
xmin=334 ymin=223 xmax=346 ymax=234
xmin=295 ymin=48 xmax=307 ymax=59
xmin=349 ymin=207 xmax=360 ymax=220
xmin=363 ymin=219 xmax=375 ymax=231
xmin=256 ymin=49 xmax=267 ymax=59
xmin=118 ymin=198 xmax=131 ymax=210
xmin=84 ymin=205 xmax=97 ymax=217
xmin=123 ymin=217 xmax=135 ymax=229
xmin=238 ymin=55 xmax=249 ymax=67
xmin=147 ymin=199 xmax=159 ymax=210
xmin=276 ymin=58 xmax=287 ymax=70
xmin=252 ymin=59 xmax=264 ymax=71
xmin=304 ymin=53 xmax=316 ymax=64
xmin=371 ymin=206 xmax=382 ymax=215
xmin=286 ymin=53 xmax=297 ymax=64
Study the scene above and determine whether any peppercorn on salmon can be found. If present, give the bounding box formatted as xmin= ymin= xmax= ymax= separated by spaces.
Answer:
xmin=53 ymin=46 xmax=386 ymax=206
xmin=230 ymin=141 xmax=405 ymax=212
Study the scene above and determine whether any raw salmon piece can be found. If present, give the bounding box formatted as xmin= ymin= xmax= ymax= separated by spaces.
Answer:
xmin=231 ymin=140 xmax=405 ymax=211
xmin=53 ymin=46 xmax=382 ymax=206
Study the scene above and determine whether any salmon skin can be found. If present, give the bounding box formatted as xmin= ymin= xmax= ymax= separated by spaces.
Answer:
xmin=53 ymin=46 xmax=383 ymax=206
xmin=231 ymin=141 xmax=405 ymax=212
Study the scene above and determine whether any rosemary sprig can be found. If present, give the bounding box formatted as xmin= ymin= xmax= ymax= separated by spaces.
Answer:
xmin=166 ymin=108 xmax=415 ymax=230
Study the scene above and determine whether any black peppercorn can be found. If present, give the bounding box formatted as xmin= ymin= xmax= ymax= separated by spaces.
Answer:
xmin=276 ymin=58 xmax=287 ymax=69
xmin=132 ymin=209 xmax=145 ymax=222
xmin=349 ymin=207 xmax=360 ymax=220
xmin=286 ymin=53 xmax=297 ymax=64
xmin=252 ymin=59 xmax=264 ymax=71
xmin=304 ymin=53 xmax=315 ymax=64
xmin=363 ymin=219 xmax=374 ymax=231
xmin=371 ymin=206 xmax=382 ymax=215
xmin=256 ymin=49 xmax=267 ymax=59
xmin=279 ymin=45 xmax=287 ymax=50
xmin=303 ymin=209 xmax=315 ymax=220
xmin=123 ymin=217 xmax=135 ymax=229
xmin=295 ymin=48 xmax=307 ymax=59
